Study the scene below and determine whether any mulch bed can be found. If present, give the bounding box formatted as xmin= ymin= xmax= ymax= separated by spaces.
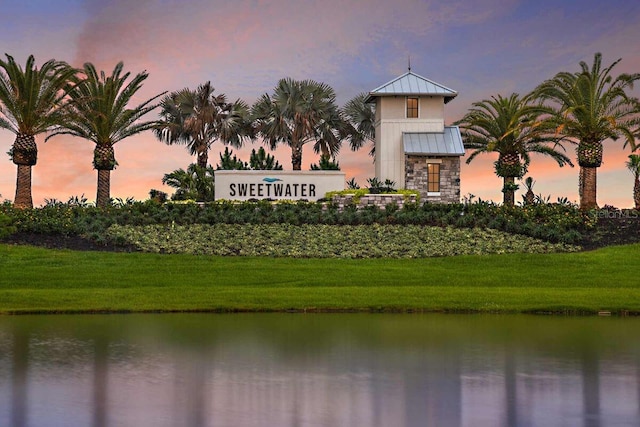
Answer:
xmin=579 ymin=217 xmax=640 ymax=251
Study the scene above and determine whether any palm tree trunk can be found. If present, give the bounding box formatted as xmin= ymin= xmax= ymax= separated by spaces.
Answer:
xmin=581 ymin=167 xmax=598 ymax=210
xmin=291 ymin=144 xmax=303 ymax=170
xmin=503 ymin=176 xmax=515 ymax=206
xmin=97 ymin=169 xmax=111 ymax=208
xmin=578 ymin=167 xmax=584 ymax=203
xmin=197 ymin=151 xmax=208 ymax=169
xmin=12 ymin=133 xmax=38 ymax=209
xmin=14 ymin=165 xmax=33 ymax=209
xmin=320 ymin=143 xmax=330 ymax=159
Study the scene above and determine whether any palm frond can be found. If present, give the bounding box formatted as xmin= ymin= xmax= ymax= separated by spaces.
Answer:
xmin=457 ymin=91 xmax=573 ymax=173
xmin=156 ymin=82 xmax=252 ymax=162
xmin=0 ymin=54 xmax=77 ymax=136
xmin=46 ymin=61 xmax=164 ymax=146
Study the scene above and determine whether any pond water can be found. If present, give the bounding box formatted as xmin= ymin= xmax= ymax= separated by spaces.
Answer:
xmin=0 ymin=313 xmax=639 ymax=427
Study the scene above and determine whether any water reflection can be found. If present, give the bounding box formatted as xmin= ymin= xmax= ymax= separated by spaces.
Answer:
xmin=0 ymin=314 xmax=639 ymax=427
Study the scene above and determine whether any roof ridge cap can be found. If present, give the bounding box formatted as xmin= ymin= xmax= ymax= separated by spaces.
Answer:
xmin=368 ymin=71 xmax=458 ymax=97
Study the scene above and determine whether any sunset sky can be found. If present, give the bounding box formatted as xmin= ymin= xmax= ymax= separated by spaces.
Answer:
xmin=1 ymin=0 xmax=640 ymax=207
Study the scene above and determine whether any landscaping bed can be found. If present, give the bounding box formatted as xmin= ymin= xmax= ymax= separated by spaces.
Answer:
xmin=1 ymin=200 xmax=638 ymax=254
xmin=103 ymin=224 xmax=579 ymax=257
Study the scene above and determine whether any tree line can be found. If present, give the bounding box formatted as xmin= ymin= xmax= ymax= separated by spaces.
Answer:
xmin=0 ymin=56 xmax=371 ymax=208
xmin=455 ymin=53 xmax=640 ymax=210
xmin=0 ymin=52 xmax=638 ymax=210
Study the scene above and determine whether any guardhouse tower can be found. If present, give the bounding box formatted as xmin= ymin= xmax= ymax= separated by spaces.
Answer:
xmin=366 ymin=70 xmax=464 ymax=203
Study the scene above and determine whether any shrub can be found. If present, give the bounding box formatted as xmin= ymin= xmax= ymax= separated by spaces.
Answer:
xmin=105 ymin=224 xmax=579 ymax=257
xmin=0 ymin=213 xmax=16 ymax=239
xmin=0 ymin=197 xmax=595 ymax=247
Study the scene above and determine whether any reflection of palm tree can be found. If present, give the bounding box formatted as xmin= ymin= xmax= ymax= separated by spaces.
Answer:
xmin=456 ymin=93 xmax=572 ymax=205
xmin=401 ymin=348 xmax=462 ymax=426
xmin=92 ymin=336 xmax=109 ymax=427
xmin=11 ymin=330 xmax=29 ymax=427
xmin=188 ymin=355 xmax=208 ymax=427
xmin=155 ymin=82 xmax=252 ymax=169
xmin=252 ymin=78 xmax=350 ymax=170
xmin=48 ymin=62 xmax=163 ymax=207
xmin=0 ymin=54 xmax=76 ymax=208
xmin=504 ymin=349 xmax=518 ymax=427
xmin=581 ymin=351 xmax=601 ymax=427
xmin=535 ymin=53 xmax=640 ymax=210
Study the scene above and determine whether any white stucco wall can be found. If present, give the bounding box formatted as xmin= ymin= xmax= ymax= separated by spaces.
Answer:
xmin=374 ymin=96 xmax=446 ymax=187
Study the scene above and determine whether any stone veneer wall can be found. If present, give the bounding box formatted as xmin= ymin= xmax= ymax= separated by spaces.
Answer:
xmin=405 ymin=156 xmax=460 ymax=203
xmin=331 ymin=193 xmax=418 ymax=210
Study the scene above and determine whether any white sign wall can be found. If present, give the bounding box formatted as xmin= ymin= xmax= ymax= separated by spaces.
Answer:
xmin=214 ymin=171 xmax=345 ymax=201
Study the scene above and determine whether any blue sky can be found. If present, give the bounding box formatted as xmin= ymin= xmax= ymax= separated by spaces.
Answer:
xmin=1 ymin=0 xmax=639 ymax=206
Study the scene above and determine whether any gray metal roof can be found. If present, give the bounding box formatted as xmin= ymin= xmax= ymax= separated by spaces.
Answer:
xmin=403 ymin=126 xmax=465 ymax=156
xmin=366 ymin=71 xmax=458 ymax=103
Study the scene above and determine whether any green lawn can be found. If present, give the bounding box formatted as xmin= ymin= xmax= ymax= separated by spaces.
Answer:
xmin=1 ymin=243 xmax=639 ymax=314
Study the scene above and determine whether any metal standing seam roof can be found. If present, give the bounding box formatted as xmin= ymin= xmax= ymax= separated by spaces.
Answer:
xmin=403 ymin=126 xmax=465 ymax=156
xmin=366 ymin=71 xmax=458 ymax=103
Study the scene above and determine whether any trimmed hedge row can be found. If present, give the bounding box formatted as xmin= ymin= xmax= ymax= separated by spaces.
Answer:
xmin=0 ymin=198 xmax=596 ymax=245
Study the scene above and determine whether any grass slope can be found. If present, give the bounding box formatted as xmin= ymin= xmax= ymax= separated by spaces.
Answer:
xmin=1 ymin=243 xmax=639 ymax=314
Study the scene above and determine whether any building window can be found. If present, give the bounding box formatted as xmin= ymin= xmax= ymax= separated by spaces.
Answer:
xmin=406 ymin=97 xmax=418 ymax=118
xmin=427 ymin=163 xmax=440 ymax=192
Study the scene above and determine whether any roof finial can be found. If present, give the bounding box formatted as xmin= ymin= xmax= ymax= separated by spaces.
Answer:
xmin=408 ymin=55 xmax=411 ymax=72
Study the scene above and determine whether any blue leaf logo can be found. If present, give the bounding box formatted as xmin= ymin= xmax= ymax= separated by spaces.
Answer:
xmin=263 ymin=178 xmax=282 ymax=183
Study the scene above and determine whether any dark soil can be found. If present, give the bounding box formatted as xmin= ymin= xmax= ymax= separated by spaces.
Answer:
xmin=2 ymin=217 xmax=639 ymax=252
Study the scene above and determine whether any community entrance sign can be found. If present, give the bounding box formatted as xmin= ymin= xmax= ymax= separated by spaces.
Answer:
xmin=214 ymin=171 xmax=345 ymax=201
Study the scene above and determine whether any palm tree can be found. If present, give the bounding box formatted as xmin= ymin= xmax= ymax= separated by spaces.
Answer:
xmin=47 ymin=62 xmax=163 ymax=208
xmin=535 ymin=53 xmax=640 ymax=210
xmin=0 ymin=54 xmax=77 ymax=208
xmin=626 ymin=154 xmax=640 ymax=209
xmin=162 ymin=163 xmax=215 ymax=201
xmin=155 ymin=82 xmax=252 ymax=169
xmin=523 ymin=177 xmax=536 ymax=205
xmin=456 ymin=93 xmax=573 ymax=206
xmin=252 ymin=78 xmax=350 ymax=170
xmin=343 ymin=92 xmax=376 ymax=156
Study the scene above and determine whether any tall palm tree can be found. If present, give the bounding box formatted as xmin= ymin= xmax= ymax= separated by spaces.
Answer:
xmin=626 ymin=154 xmax=640 ymax=209
xmin=47 ymin=62 xmax=163 ymax=208
xmin=252 ymin=78 xmax=350 ymax=170
xmin=343 ymin=92 xmax=376 ymax=156
xmin=456 ymin=93 xmax=573 ymax=205
xmin=0 ymin=54 xmax=77 ymax=208
xmin=535 ymin=52 xmax=640 ymax=210
xmin=155 ymin=82 xmax=252 ymax=169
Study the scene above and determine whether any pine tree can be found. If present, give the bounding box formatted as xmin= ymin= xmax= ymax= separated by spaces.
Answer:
xmin=249 ymin=147 xmax=283 ymax=170
xmin=310 ymin=155 xmax=340 ymax=170
xmin=216 ymin=147 xmax=248 ymax=170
